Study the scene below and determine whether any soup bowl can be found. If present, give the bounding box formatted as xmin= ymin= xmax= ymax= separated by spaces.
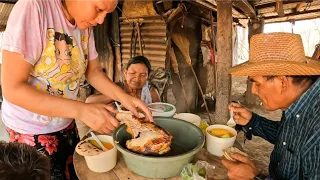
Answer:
xmin=206 ymin=124 xmax=237 ymax=157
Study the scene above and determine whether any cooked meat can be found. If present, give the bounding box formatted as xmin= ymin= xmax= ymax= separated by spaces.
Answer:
xmin=115 ymin=112 xmax=172 ymax=155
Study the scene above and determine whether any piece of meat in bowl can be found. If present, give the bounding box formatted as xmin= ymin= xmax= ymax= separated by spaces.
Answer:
xmin=115 ymin=112 xmax=173 ymax=155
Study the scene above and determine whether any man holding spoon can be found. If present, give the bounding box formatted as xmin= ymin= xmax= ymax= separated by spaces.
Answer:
xmin=222 ymin=33 xmax=320 ymax=180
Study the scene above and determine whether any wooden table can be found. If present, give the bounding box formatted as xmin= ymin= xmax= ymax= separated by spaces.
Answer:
xmin=73 ymin=143 xmax=242 ymax=180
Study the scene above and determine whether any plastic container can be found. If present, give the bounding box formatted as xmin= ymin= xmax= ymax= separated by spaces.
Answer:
xmin=83 ymin=135 xmax=117 ymax=173
xmin=173 ymin=113 xmax=201 ymax=126
xmin=206 ymin=125 xmax=237 ymax=157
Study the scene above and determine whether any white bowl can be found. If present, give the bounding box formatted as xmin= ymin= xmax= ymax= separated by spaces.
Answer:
xmin=147 ymin=102 xmax=176 ymax=117
xmin=173 ymin=113 xmax=201 ymax=126
xmin=83 ymin=135 xmax=117 ymax=173
xmin=206 ymin=125 xmax=237 ymax=157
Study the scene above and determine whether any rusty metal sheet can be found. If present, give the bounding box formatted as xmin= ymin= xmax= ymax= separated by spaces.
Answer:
xmin=120 ymin=16 xmax=167 ymax=69
xmin=0 ymin=3 xmax=14 ymax=31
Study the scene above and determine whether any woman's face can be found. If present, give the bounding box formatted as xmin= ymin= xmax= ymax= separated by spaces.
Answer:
xmin=66 ymin=0 xmax=118 ymax=29
xmin=124 ymin=63 xmax=149 ymax=90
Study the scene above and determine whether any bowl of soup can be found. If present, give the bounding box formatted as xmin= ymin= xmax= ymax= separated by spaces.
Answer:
xmin=206 ymin=125 xmax=237 ymax=157
xmin=82 ymin=135 xmax=117 ymax=172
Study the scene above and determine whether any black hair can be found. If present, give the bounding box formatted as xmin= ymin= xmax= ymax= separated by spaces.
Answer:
xmin=54 ymin=32 xmax=73 ymax=45
xmin=0 ymin=141 xmax=51 ymax=180
xmin=126 ymin=56 xmax=152 ymax=74
xmin=265 ymin=75 xmax=320 ymax=86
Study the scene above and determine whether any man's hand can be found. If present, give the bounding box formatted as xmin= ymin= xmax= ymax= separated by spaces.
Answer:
xmin=228 ymin=102 xmax=253 ymax=126
xmin=222 ymin=153 xmax=260 ymax=180
xmin=119 ymin=94 xmax=153 ymax=122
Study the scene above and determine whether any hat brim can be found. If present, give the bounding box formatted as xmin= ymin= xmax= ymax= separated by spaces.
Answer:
xmin=229 ymin=57 xmax=320 ymax=76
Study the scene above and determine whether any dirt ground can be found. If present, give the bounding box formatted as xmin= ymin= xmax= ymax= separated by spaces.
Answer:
xmin=197 ymin=76 xmax=282 ymax=176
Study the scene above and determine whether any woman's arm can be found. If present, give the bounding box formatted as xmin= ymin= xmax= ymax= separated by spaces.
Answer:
xmin=1 ymin=51 xmax=82 ymax=119
xmin=85 ymin=94 xmax=113 ymax=104
xmin=1 ymin=51 xmax=119 ymax=133
xmin=86 ymin=59 xmax=153 ymax=121
xmin=150 ymin=87 xmax=161 ymax=102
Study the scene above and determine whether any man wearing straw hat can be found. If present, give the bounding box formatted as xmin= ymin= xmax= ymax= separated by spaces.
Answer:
xmin=222 ymin=33 xmax=320 ymax=180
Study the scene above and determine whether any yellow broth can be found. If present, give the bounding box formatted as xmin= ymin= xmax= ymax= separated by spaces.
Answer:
xmin=88 ymin=140 xmax=114 ymax=150
xmin=208 ymin=128 xmax=234 ymax=138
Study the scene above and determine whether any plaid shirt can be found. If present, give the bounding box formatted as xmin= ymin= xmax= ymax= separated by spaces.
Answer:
xmin=243 ymin=77 xmax=320 ymax=180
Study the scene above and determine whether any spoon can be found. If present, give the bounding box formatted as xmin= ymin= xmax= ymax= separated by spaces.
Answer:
xmin=227 ymin=111 xmax=236 ymax=127
xmin=90 ymin=132 xmax=108 ymax=151
xmin=115 ymin=102 xmax=124 ymax=112
xmin=227 ymin=100 xmax=240 ymax=127
xmin=149 ymin=107 xmax=164 ymax=113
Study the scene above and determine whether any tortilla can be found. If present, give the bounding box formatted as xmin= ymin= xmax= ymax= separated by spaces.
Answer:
xmin=223 ymin=147 xmax=248 ymax=162
xmin=75 ymin=140 xmax=103 ymax=156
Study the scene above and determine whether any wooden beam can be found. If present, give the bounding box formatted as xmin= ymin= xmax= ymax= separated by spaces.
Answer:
xmin=111 ymin=11 xmax=122 ymax=82
xmin=245 ymin=19 xmax=264 ymax=105
xmin=254 ymin=0 xmax=275 ymax=7
xmin=233 ymin=0 xmax=256 ymax=19
xmin=258 ymin=1 xmax=320 ymax=16
xmin=296 ymin=2 xmax=306 ymax=12
xmin=232 ymin=7 xmax=247 ymax=19
xmin=215 ymin=0 xmax=232 ymax=124
xmin=275 ymin=0 xmax=285 ymax=17
xmin=192 ymin=0 xmax=217 ymax=11
xmin=254 ymin=0 xmax=301 ymax=7
xmin=191 ymin=0 xmax=247 ymax=19
xmin=264 ymin=9 xmax=320 ymax=23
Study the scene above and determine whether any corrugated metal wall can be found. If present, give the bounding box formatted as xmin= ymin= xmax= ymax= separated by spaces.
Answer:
xmin=120 ymin=15 xmax=167 ymax=68
xmin=0 ymin=3 xmax=14 ymax=31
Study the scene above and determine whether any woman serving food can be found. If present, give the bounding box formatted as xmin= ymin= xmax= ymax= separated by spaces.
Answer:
xmin=1 ymin=0 xmax=152 ymax=179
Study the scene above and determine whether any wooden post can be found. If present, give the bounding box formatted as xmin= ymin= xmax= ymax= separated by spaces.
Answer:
xmin=215 ymin=0 xmax=232 ymax=124
xmin=111 ymin=11 xmax=122 ymax=82
xmin=245 ymin=19 xmax=264 ymax=106
xmin=106 ymin=34 xmax=114 ymax=81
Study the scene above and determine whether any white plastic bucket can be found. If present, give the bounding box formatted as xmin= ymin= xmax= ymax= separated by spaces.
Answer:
xmin=206 ymin=125 xmax=237 ymax=157
xmin=83 ymin=135 xmax=117 ymax=173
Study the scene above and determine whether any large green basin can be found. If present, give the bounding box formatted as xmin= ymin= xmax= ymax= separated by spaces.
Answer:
xmin=113 ymin=117 xmax=205 ymax=178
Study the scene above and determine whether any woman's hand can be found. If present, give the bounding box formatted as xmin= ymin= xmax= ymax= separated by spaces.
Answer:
xmin=119 ymin=94 xmax=153 ymax=122
xmin=228 ymin=102 xmax=252 ymax=126
xmin=222 ymin=153 xmax=260 ymax=180
xmin=77 ymin=103 xmax=120 ymax=134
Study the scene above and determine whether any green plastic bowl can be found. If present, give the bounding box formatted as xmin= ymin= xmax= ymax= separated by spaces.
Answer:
xmin=113 ymin=117 xmax=205 ymax=178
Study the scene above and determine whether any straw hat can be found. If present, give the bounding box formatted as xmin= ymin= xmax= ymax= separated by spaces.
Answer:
xmin=229 ymin=33 xmax=320 ymax=76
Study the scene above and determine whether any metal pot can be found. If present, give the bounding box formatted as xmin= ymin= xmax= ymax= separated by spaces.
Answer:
xmin=113 ymin=117 xmax=205 ymax=178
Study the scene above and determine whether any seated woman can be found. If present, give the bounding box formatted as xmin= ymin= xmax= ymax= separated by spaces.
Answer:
xmin=86 ymin=56 xmax=161 ymax=105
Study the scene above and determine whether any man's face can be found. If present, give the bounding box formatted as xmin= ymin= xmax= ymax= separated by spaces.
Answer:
xmin=249 ymin=76 xmax=286 ymax=111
